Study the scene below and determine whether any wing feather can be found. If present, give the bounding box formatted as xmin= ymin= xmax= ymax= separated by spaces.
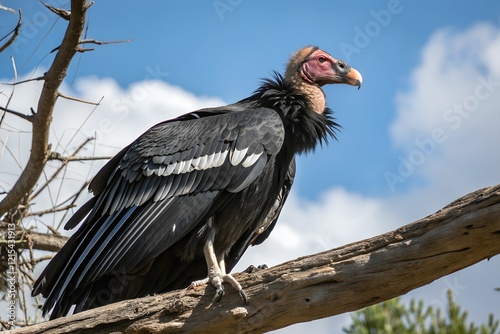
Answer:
xmin=35 ymin=107 xmax=286 ymax=317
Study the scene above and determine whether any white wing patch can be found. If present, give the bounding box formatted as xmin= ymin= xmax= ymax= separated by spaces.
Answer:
xmin=216 ymin=150 xmax=229 ymax=167
xmin=146 ymin=147 xmax=263 ymax=178
xmin=229 ymin=147 xmax=249 ymax=166
xmin=242 ymin=153 xmax=262 ymax=168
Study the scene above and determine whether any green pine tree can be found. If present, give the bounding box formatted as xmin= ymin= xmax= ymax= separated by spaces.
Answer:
xmin=343 ymin=290 xmax=499 ymax=334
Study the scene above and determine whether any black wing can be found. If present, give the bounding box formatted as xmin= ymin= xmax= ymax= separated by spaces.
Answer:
xmin=251 ymin=157 xmax=296 ymax=246
xmin=33 ymin=107 xmax=285 ymax=317
xmin=225 ymin=157 xmax=296 ymax=271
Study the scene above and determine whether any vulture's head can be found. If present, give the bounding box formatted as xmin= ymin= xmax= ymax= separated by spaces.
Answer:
xmin=286 ymin=46 xmax=362 ymax=88
xmin=285 ymin=46 xmax=362 ymax=113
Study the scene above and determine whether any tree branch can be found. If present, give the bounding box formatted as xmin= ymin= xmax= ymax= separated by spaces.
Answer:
xmin=10 ymin=184 xmax=500 ymax=334
xmin=0 ymin=0 xmax=89 ymax=218
xmin=27 ymin=204 xmax=76 ymax=217
xmin=2 ymin=76 xmax=45 ymax=86
xmin=0 ymin=9 xmax=22 ymax=53
xmin=0 ymin=105 xmax=33 ymax=122
xmin=57 ymin=91 xmax=101 ymax=105
xmin=40 ymin=1 xmax=71 ymax=21
xmin=51 ymin=38 xmax=133 ymax=54
xmin=78 ymin=38 xmax=133 ymax=46
xmin=0 ymin=4 xmax=16 ymax=13
xmin=48 ymin=152 xmax=113 ymax=162
xmin=0 ymin=227 xmax=68 ymax=252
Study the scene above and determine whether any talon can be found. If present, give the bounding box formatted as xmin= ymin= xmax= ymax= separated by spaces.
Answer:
xmin=213 ymin=286 xmax=225 ymax=303
xmin=243 ymin=264 xmax=268 ymax=273
xmin=244 ymin=265 xmax=256 ymax=273
xmin=239 ymin=289 xmax=248 ymax=305
xmin=187 ymin=277 xmax=209 ymax=290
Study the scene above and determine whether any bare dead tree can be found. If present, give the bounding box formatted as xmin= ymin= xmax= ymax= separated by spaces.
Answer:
xmin=0 ymin=0 xmax=90 ymax=218
xmin=0 ymin=0 xmax=116 ymax=329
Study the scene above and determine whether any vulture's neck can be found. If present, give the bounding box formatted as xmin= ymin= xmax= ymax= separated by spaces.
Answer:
xmin=239 ymin=73 xmax=338 ymax=154
xmin=288 ymin=74 xmax=326 ymax=114
xmin=250 ymin=73 xmax=337 ymax=154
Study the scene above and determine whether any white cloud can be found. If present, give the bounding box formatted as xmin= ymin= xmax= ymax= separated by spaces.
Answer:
xmin=388 ymin=22 xmax=500 ymax=202
xmin=391 ymin=23 xmax=500 ymax=146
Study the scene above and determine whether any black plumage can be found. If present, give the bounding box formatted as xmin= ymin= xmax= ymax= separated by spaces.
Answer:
xmin=32 ymin=46 xmax=362 ymax=319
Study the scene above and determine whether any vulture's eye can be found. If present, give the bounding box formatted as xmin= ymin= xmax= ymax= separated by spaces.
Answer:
xmin=318 ymin=57 xmax=326 ymax=63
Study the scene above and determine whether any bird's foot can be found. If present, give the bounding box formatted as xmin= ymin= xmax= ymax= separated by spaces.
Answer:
xmin=190 ymin=237 xmax=248 ymax=304
xmin=243 ymin=264 xmax=268 ymax=273
xmin=187 ymin=272 xmax=247 ymax=304
xmin=210 ymin=272 xmax=247 ymax=304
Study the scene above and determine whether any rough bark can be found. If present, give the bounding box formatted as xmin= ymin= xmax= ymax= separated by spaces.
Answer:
xmin=10 ymin=184 xmax=500 ymax=334
xmin=0 ymin=0 xmax=88 ymax=218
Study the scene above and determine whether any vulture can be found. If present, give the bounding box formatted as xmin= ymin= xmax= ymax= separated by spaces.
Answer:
xmin=32 ymin=46 xmax=362 ymax=319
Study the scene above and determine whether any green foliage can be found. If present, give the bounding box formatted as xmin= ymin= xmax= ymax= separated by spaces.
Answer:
xmin=343 ymin=290 xmax=499 ymax=334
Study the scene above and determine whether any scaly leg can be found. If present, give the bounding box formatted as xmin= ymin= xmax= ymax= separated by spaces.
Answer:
xmin=187 ymin=237 xmax=247 ymax=304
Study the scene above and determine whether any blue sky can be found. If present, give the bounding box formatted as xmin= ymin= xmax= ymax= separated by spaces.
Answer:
xmin=1 ymin=1 xmax=499 ymax=198
xmin=1 ymin=1 xmax=500 ymax=332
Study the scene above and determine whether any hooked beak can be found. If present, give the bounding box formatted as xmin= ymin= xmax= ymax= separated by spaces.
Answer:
xmin=342 ymin=67 xmax=362 ymax=89
xmin=299 ymin=53 xmax=363 ymax=89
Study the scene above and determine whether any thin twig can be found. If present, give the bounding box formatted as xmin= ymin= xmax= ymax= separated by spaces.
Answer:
xmin=49 ymin=152 xmax=112 ymax=162
xmin=0 ymin=4 xmax=16 ymax=13
xmin=45 ymin=224 xmax=61 ymax=236
xmin=76 ymin=47 xmax=94 ymax=52
xmin=18 ymin=255 xmax=54 ymax=266
xmin=11 ymin=57 xmax=18 ymax=79
xmin=27 ymin=204 xmax=77 ymax=217
xmin=51 ymin=38 xmax=133 ymax=53
xmin=40 ymin=1 xmax=70 ymax=20
xmin=2 ymin=75 xmax=46 ymax=86
xmin=31 ymin=136 xmax=96 ymax=199
xmin=0 ymin=57 xmax=21 ymax=127
xmin=0 ymin=9 xmax=22 ymax=53
xmin=56 ymin=96 xmax=104 ymax=158
xmin=57 ymin=91 xmax=101 ymax=105
xmin=79 ymin=38 xmax=133 ymax=46
xmin=85 ymin=1 xmax=94 ymax=10
xmin=0 ymin=135 xmax=25 ymax=169
xmin=0 ymin=105 xmax=34 ymax=122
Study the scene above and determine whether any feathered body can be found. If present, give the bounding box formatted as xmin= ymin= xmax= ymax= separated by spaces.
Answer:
xmin=33 ymin=46 xmax=361 ymax=319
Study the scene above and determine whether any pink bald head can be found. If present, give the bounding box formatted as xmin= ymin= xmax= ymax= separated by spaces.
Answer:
xmin=285 ymin=47 xmax=362 ymax=88
xmin=300 ymin=49 xmax=362 ymax=87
